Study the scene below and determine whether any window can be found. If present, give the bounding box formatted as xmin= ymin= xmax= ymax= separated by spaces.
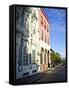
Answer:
xmin=18 ymin=38 xmax=23 ymax=71
xmin=25 ymin=20 xmax=29 ymax=31
xmin=44 ymin=21 xmax=46 ymax=29
xmin=47 ymin=29 xmax=49 ymax=32
xmin=39 ymin=31 xmax=41 ymax=40
xmin=47 ymin=37 xmax=49 ymax=44
xmin=16 ymin=7 xmax=20 ymax=22
xmin=32 ymin=50 xmax=35 ymax=64
xmin=16 ymin=7 xmax=24 ymax=27
xmin=32 ymin=26 xmax=35 ymax=34
xmin=42 ymin=31 xmax=43 ymax=41
xmin=41 ymin=16 xmax=43 ymax=25
xmin=23 ymin=47 xmax=28 ymax=66
xmin=40 ymin=53 xmax=43 ymax=64
xmin=44 ymin=54 xmax=46 ymax=64
xmin=16 ymin=8 xmax=20 ymax=21
xmin=48 ymin=38 xmax=49 ymax=44
xmin=32 ymin=21 xmax=36 ymax=34
xmin=47 ymin=25 xmax=49 ymax=32
xmin=45 ymin=35 xmax=46 ymax=43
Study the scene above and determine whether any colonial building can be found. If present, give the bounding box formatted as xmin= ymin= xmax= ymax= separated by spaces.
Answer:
xmin=37 ymin=8 xmax=51 ymax=72
xmin=16 ymin=7 xmax=39 ymax=79
xmin=16 ymin=7 xmax=51 ymax=79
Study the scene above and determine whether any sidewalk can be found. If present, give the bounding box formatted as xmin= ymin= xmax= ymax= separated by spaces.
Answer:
xmin=16 ymin=72 xmax=45 ymax=85
xmin=16 ymin=67 xmax=56 ymax=85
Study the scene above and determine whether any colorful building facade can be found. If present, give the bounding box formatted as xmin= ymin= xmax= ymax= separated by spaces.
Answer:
xmin=37 ymin=8 xmax=51 ymax=72
xmin=16 ymin=7 xmax=51 ymax=79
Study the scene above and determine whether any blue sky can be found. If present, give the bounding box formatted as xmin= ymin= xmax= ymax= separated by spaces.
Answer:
xmin=43 ymin=8 xmax=66 ymax=58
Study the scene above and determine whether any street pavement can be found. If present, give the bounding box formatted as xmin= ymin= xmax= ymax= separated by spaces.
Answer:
xmin=16 ymin=65 xmax=67 ymax=85
xmin=33 ymin=65 xmax=67 ymax=83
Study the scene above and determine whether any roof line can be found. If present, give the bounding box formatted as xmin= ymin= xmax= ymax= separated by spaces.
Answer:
xmin=40 ymin=8 xmax=49 ymax=23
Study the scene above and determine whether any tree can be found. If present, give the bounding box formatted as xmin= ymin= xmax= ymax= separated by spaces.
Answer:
xmin=51 ymin=51 xmax=61 ymax=66
xmin=55 ymin=53 xmax=61 ymax=63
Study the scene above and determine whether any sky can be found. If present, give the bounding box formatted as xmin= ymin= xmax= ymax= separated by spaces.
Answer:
xmin=43 ymin=8 xmax=66 ymax=58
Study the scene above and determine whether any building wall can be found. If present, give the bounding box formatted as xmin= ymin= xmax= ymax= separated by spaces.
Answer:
xmin=38 ymin=8 xmax=51 ymax=72
xmin=16 ymin=7 xmax=51 ymax=79
xmin=16 ymin=7 xmax=39 ymax=79
xmin=38 ymin=9 xmax=50 ymax=45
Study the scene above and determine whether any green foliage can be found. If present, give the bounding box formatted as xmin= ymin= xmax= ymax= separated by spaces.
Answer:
xmin=61 ymin=59 xmax=66 ymax=64
xmin=51 ymin=52 xmax=61 ymax=65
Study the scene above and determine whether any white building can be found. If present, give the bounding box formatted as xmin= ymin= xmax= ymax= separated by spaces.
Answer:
xmin=16 ymin=7 xmax=39 ymax=79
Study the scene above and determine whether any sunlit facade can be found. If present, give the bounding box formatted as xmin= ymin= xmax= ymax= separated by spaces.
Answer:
xmin=37 ymin=8 xmax=51 ymax=72
xmin=16 ymin=7 xmax=51 ymax=79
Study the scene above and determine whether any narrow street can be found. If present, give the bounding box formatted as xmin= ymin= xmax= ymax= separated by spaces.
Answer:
xmin=33 ymin=65 xmax=67 ymax=83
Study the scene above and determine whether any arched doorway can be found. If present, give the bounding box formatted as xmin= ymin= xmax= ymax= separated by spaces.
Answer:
xmin=47 ymin=50 xmax=50 ymax=68
xmin=44 ymin=49 xmax=47 ymax=64
xmin=43 ymin=49 xmax=48 ymax=71
xmin=40 ymin=47 xmax=44 ymax=72
xmin=40 ymin=48 xmax=44 ymax=64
